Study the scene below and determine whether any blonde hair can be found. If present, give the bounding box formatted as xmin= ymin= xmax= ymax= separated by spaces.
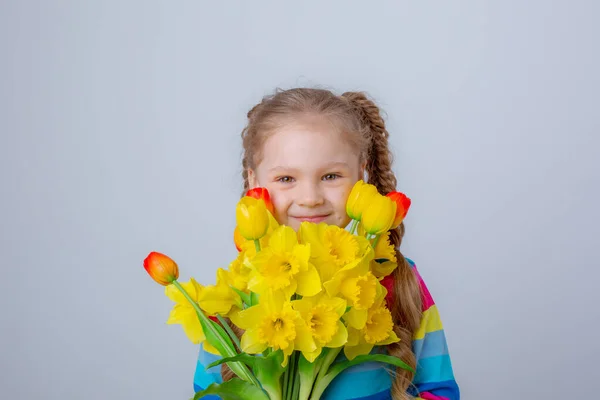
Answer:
xmin=230 ymin=88 xmax=423 ymax=399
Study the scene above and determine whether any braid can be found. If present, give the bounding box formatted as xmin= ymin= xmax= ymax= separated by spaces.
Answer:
xmin=342 ymin=92 xmax=423 ymax=400
xmin=241 ymin=102 xmax=264 ymax=196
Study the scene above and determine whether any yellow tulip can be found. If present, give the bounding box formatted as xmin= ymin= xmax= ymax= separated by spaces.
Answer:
xmin=235 ymin=196 xmax=269 ymax=241
xmin=361 ymin=194 xmax=397 ymax=235
xmin=346 ymin=180 xmax=378 ymax=221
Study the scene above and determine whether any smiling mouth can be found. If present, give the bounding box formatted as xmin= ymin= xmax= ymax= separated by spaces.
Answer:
xmin=292 ymin=215 xmax=330 ymax=223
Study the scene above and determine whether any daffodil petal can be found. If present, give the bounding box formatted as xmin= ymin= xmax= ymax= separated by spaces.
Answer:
xmin=235 ymin=304 xmax=265 ymax=330
xmin=295 ymin=264 xmax=322 ymax=297
xmin=345 ymin=308 xmax=368 ymax=329
xmin=202 ymin=341 xmax=221 ymax=356
xmin=344 ymin=342 xmax=374 ymax=360
xmin=241 ymin=329 xmax=268 ymax=354
xmin=327 ymin=321 xmax=348 ymax=348
xmin=268 ymin=225 xmax=298 ymax=252
xmin=303 ymin=347 xmax=323 ymax=363
xmin=378 ymin=329 xmax=400 ymax=345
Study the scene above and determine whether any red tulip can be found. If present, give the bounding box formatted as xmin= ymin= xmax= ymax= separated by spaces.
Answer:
xmin=143 ymin=251 xmax=179 ymax=286
xmin=386 ymin=192 xmax=411 ymax=229
xmin=246 ymin=187 xmax=274 ymax=214
xmin=380 ymin=275 xmax=395 ymax=309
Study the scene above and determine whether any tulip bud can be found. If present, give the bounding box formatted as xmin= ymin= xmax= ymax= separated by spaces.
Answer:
xmin=346 ymin=180 xmax=378 ymax=220
xmin=235 ymin=196 xmax=269 ymax=241
xmin=361 ymin=195 xmax=397 ymax=235
xmin=386 ymin=191 xmax=411 ymax=229
xmin=246 ymin=187 xmax=275 ymax=214
xmin=143 ymin=251 xmax=179 ymax=286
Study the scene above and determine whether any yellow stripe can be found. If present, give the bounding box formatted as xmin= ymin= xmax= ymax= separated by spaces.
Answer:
xmin=413 ymin=304 xmax=443 ymax=340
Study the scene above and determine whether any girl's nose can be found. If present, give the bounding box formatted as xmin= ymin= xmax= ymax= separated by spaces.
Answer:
xmin=297 ymin=182 xmax=325 ymax=207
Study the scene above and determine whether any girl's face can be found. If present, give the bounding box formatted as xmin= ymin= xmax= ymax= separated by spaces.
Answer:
xmin=248 ymin=119 xmax=364 ymax=231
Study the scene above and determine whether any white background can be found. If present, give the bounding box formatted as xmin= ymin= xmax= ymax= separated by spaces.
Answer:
xmin=1 ymin=1 xmax=598 ymax=399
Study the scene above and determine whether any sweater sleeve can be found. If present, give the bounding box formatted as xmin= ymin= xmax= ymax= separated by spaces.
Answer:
xmin=192 ymin=343 xmax=222 ymax=399
xmin=408 ymin=260 xmax=460 ymax=400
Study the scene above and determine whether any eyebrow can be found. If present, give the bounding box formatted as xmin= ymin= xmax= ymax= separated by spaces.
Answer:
xmin=268 ymin=162 xmax=351 ymax=173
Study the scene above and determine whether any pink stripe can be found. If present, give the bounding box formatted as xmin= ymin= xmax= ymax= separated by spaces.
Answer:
xmin=413 ymin=266 xmax=435 ymax=311
xmin=419 ymin=392 xmax=449 ymax=400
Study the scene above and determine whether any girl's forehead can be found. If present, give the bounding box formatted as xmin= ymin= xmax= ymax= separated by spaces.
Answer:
xmin=259 ymin=123 xmax=360 ymax=169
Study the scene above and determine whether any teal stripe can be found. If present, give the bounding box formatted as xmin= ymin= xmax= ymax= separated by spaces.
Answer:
xmin=414 ymin=355 xmax=455 ymax=384
xmin=413 ymin=330 xmax=449 ymax=360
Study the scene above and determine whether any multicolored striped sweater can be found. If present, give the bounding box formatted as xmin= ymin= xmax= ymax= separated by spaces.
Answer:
xmin=193 ymin=259 xmax=459 ymax=399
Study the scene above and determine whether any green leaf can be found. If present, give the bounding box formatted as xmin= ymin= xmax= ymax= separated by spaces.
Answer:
xmin=231 ymin=287 xmax=252 ymax=307
xmin=206 ymin=353 xmax=257 ymax=370
xmin=250 ymin=292 xmax=259 ymax=307
xmin=191 ymin=378 xmax=269 ymax=400
xmin=197 ymin=311 xmax=255 ymax=385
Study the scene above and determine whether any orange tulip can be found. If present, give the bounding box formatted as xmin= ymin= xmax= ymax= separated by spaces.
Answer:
xmin=386 ymin=192 xmax=411 ymax=228
xmin=246 ymin=187 xmax=274 ymax=214
xmin=143 ymin=251 xmax=179 ymax=286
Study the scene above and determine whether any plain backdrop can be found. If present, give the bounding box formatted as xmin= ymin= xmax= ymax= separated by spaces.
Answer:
xmin=1 ymin=1 xmax=598 ymax=399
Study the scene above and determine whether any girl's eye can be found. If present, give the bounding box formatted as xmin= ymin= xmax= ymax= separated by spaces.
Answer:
xmin=323 ymin=173 xmax=340 ymax=181
xmin=277 ymin=176 xmax=294 ymax=183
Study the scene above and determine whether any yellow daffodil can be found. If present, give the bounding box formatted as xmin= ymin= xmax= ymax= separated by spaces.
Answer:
xmin=232 ymin=291 xmax=316 ymax=366
xmin=236 ymin=196 xmax=270 ymax=241
xmin=247 ymin=225 xmax=321 ymax=298
xmin=197 ymin=268 xmax=242 ymax=316
xmin=344 ymin=296 xmax=400 ymax=360
xmin=299 ymin=222 xmax=372 ymax=284
xmin=222 ymin=252 xmax=253 ymax=292
xmin=361 ymin=194 xmax=397 ymax=235
xmin=292 ymin=292 xmax=348 ymax=362
xmin=371 ymin=231 xmax=398 ymax=278
xmin=346 ymin=180 xmax=379 ymax=220
xmin=165 ymin=278 xmax=206 ymax=344
xmin=324 ymin=261 xmax=383 ymax=329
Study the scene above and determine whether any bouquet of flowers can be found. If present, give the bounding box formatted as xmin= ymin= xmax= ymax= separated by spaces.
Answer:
xmin=143 ymin=181 xmax=412 ymax=400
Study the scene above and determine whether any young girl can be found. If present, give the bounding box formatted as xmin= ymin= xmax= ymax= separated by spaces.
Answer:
xmin=193 ymin=88 xmax=460 ymax=400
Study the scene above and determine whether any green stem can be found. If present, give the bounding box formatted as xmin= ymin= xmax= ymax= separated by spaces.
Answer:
xmin=171 ymin=281 xmax=259 ymax=387
xmin=254 ymin=239 xmax=261 ymax=253
xmin=349 ymin=219 xmax=358 ymax=235
xmin=371 ymin=234 xmax=381 ymax=249
xmin=282 ymin=363 xmax=290 ymax=400
xmin=310 ymin=347 xmax=342 ymax=400
xmin=216 ymin=314 xmax=241 ymax=351
xmin=290 ymin=355 xmax=300 ymax=400
xmin=285 ymin=352 xmax=296 ymax=400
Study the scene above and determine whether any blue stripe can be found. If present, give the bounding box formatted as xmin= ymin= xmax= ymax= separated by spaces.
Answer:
xmin=405 ymin=257 xmax=416 ymax=268
xmin=322 ymin=362 xmax=392 ymax=400
xmin=414 ymin=355 xmax=455 ymax=384
xmin=412 ymin=330 xmax=449 ymax=359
